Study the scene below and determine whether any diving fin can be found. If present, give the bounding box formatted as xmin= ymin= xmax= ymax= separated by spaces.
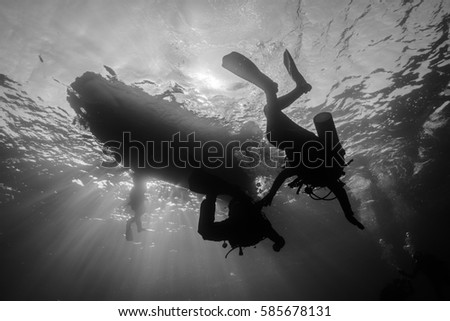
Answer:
xmin=222 ymin=52 xmax=278 ymax=93
xmin=283 ymin=50 xmax=311 ymax=91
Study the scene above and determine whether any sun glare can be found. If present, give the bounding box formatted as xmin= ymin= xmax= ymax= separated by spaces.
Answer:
xmin=193 ymin=71 xmax=223 ymax=90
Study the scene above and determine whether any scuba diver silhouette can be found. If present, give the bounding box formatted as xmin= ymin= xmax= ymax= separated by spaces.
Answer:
xmin=189 ymin=169 xmax=285 ymax=257
xmin=222 ymin=50 xmax=364 ymax=230
xmin=125 ymin=173 xmax=148 ymax=241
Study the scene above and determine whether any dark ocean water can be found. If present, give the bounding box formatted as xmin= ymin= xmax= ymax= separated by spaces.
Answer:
xmin=0 ymin=0 xmax=449 ymax=300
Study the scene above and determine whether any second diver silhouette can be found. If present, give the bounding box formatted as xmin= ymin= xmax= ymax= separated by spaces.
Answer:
xmin=125 ymin=173 xmax=149 ymax=241
xmin=189 ymin=169 xmax=286 ymax=257
xmin=222 ymin=50 xmax=365 ymax=230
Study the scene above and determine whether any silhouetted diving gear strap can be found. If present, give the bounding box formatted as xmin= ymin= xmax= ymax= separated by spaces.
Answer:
xmin=225 ymin=234 xmax=267 ymax=259
xmin=288 ymin=176 xmax=348 ymax=201
xmin=225 ymin=246 xmax=245 ymax=259
xmin=286 ymin=154 xmax=353 ymax=191
xmin=304 ymin=185 xmax=336 ymax=201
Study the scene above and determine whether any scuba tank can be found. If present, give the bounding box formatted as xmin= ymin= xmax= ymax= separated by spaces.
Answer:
xmin=291 ymin=112 xmax=352 ymax=200
xmin=313 ymin=112 xmax=347 ymax=175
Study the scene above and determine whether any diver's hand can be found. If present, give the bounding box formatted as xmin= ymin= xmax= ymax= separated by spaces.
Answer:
xmin=345 ymin=214 xmax=365 ymax=230
xmin=273 ymin=237 xmax=285 ymax=252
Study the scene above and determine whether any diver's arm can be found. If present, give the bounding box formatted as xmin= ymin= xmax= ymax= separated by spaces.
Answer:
xmin=265 ymin=225 xmax=286 ymax=252
xmin=327 ymin=181 xmax=365 ymax=230
xmin=198 ymin=194 xmax=217 ymax=239
xmin=198 ymin=194 xmax=232 ymax=241
xmin=260 ymin=168 xmax=298 ymax=206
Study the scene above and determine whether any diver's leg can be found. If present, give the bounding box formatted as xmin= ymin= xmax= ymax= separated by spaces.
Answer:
xmin=266 ymin=54 xmax=312 ymax=111
xmin=274 ymin=85 xmax=311 ymax=112
xmin=264 ymin=76 xmax=310 ymax=113
xmin=265 ymin=223 xmax=286 ymax=252
xmin=135 ymin=214 xmax=143 ymax=232
xmin=130 ymin=173 xmax=147 ymax=233
xmin=125 ymin=217 xmax=135 ymax=241
xmin=327 ymin=180 xmax=365 ymax=230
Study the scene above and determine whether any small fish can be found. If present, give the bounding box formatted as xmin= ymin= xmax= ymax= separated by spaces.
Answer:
xmin=135 ymin=79 xmax=156 ymax=85
xmin=39 ymin=55 xmax=44 ymax=63
xmin=104 ymin=65 xmax=117 ymax=77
